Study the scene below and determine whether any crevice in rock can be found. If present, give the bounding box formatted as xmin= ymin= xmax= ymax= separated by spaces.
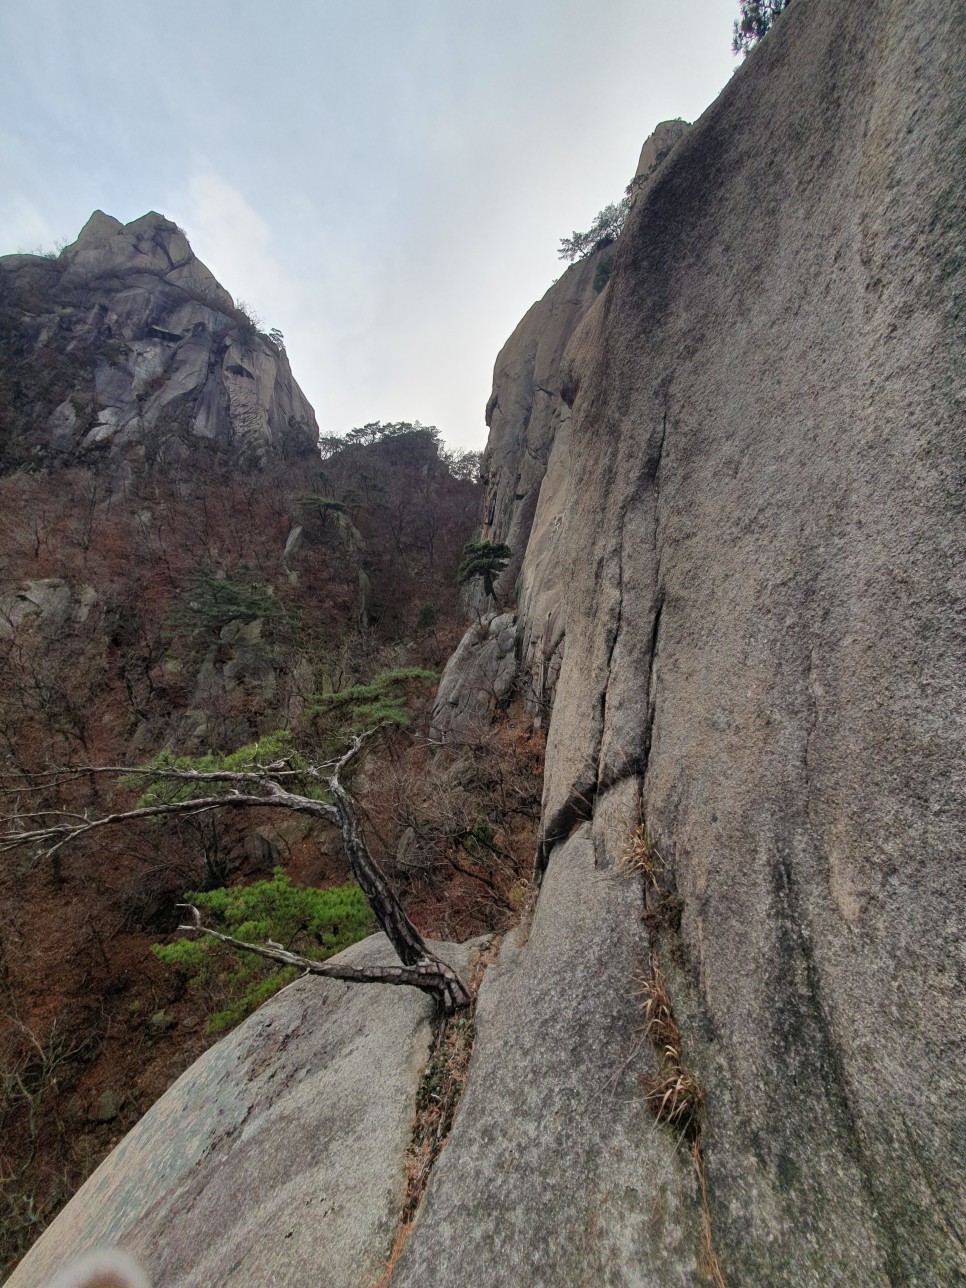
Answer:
xmin=640 ymin=595 xmax=664 ymax=778
xmin=621 ymin=821 xmax=726 ymax=1287
xmin=536 ymin=781 xmax=597 ymax=880
xmin=373 ymin=938 xmax=500 ymax=1287
xmin=597 ymin=385 xmax=670 ymax=802
xmin=153 ymin=231 xmax=177 ymax=272
xmin=596 ymin=506 xmax=628 ymax=776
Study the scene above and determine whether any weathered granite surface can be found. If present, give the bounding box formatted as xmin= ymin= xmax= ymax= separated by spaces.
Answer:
xmin=0 ymin=212 xmax=317 ymax=466
xmin=8 ymin=936 xmax=478 ymax=1288
xmin=430 ymin=611 xmax=518 ymax=740
xmin=538 ymin=0 xmax=966 ymax=1281
xmin=392 ymin=805 xmax=702 ymax=1288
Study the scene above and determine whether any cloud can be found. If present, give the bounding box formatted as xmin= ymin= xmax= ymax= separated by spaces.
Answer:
xmin=0 ymin=192 xmax=60 ymax=256
xmin=171 ymin=168 xmax=295 ymax=321
xmin=1 ymin=2 xmax=739 ymax=452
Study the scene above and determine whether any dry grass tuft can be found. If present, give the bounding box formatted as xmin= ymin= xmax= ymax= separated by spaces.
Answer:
xmin=639 ymin=963 xmax=702 ymax=1142
xmin=640 ymin=967 xmax=678 ymax=1048
xmin=692 ymin=1137 xmax=728 ymax=1288
xmin=619 ymin=821 xmax=663 ymax=881
xmin=644 ymin=1060 xmax=703 ymax=1134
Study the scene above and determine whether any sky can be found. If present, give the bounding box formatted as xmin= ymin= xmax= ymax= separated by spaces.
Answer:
xmin=1 ymin=1 xmax=739 ymax=450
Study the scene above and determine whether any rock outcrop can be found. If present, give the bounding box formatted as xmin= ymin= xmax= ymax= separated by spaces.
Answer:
xmin=533 ymin=0 xmax=964 ymax=1281
xmin=7 ymin=936 xmax=484 ymax=1288
xmin=0 ymin=212 xmax=318 ymax=469
xmin=438 ymin=0 xmax=963 ymax=1280
xmin=433 ymin=121 xmax=690 ymax=740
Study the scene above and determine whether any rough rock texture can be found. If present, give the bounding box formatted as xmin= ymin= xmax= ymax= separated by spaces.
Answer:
xmin=0 ymin=212 xmax=317 ymax=468
xmin=430 ymin=611 xmax=518 ymax=739
xmin=7 ymin=935 xmax=478 ymax=1288
xmin=0 ymin=578 xmax=97 ymax=639
xmin=535 ymin=0 xmax=965 ymax=1282
xmin=630 ymin=120 xmax=692 ymax=196
xmin=392 ymin=802 xmax=703 ymax=1287
xmin=467 ymin=122 xmax=690 ymax=720
xmin=12 ymin=2 xmax=964 ymax=1283
xmin=476 ymin=246 xmax=606 ymax=611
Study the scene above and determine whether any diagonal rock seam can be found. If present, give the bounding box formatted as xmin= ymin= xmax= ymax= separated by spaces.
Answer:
xmin=373 ymin=940 xmax=499 ymax=1287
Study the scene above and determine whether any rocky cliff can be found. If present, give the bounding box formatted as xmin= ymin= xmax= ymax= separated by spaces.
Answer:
xmin=532 ymin=0 xmax=964 ymax=1279
xmin=10 ymin=0 xmax=964 ymax=1284
xmin=0 ymin=212 xmax=318 ymax=470
xmin=434 ymin=122 xmax=690 ymax=734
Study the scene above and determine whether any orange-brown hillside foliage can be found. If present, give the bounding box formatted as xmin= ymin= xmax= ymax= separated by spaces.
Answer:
xmin=0 ymin=426 xmax=531 ymax=1277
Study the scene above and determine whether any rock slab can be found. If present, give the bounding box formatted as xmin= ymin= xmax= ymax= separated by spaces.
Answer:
xmin=392 ymin=812 xmax=701 ymax=1288
xmin=8 ymin=935 xmax=475 ymax=1288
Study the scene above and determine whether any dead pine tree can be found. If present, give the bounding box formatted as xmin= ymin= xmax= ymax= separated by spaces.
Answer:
xmin=0 ymin=732 xmax=470 ymax=1015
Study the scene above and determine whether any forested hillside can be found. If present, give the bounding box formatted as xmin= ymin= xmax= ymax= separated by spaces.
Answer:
xmin=0 ymin=228 xmax=542 ymax=1276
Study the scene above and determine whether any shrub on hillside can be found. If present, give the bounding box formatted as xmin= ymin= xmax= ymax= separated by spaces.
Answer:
xmin=152 ymin=868 xmax=372 ymax=1031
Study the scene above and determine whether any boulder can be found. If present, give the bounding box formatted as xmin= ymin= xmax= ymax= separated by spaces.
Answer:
xmin=430 ymin=612 xmax=519 ymax=740
xmin=8 ymin=935 xmax=480 ymax=1288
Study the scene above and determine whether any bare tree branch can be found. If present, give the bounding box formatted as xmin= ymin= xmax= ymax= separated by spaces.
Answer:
xmin=0 ymin=791 xmax=335 ymax=857
xmin=1 ymin=732 xmax=470 ymax=1014
xmin=177 ymin=905 xmax=463 ymax=996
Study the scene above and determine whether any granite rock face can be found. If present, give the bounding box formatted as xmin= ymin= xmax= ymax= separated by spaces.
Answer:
xmin=0 ymin=212 xmax=318 ymax=468
xmin=430 ymin=611 xmax=518 ymax=739
xmin=8 ymin=936 xmax=480 ymax=1288
xmin=12 ymin=1 xmax=964 ymax=1283
xmin=471 ymin=124 xmax=689 ymax=718
xmin=535 ymin=0 xmax=966 ymax=1281
xmin=423 ymin=0 xmax=964 ymax=1280
xmin=392 ymin=807 xmax=702 ymax=1288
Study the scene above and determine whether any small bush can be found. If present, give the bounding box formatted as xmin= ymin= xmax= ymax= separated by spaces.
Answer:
xmin=733 ymin=0 xmax=789 ymax=54
xmin=310 ymin=668 xmax=436 ymax=736
xmin=416 ymin=603 xmax=437 ymax=631
xmin=558 ymin=198 xmax=630 ymax=263
xmin=153 ymin=868 xmax=372 ymax=1031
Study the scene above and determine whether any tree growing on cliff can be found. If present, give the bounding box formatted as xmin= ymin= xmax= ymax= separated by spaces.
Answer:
xmin=455 ymin=541 xmax=512 ymax=602
xmin=0 ymin=733 xmax=471 ymax=1016
xmin=558 ymin=198 xmax=631 ymax=263
xmin=733 ymin=0 xmax=789 ymax=54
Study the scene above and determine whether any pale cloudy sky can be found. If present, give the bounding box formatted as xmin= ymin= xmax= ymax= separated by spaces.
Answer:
xmin=1 ymin=1 xmax=738 ymax=449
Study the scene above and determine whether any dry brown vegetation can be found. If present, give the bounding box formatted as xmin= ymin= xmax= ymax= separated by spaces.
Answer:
xmin=0 ymin=423 xmax=517 ymax=1276
xmin=621 ymin=816 xmax=726 ymax=1287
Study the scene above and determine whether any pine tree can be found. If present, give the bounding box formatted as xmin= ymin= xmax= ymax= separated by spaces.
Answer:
xmin=733 ymin=0 xmax=789 ymax=55
xmin=455 ymin=541 xmax=513 ymax=601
